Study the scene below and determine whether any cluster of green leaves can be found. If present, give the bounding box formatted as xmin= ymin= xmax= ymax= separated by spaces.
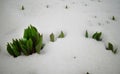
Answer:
xmin=50 ymin=31 xmax=65 ymax=42
xmin=85 ymin=30 xmax=102 ymax=41
xmin=106 ymin=42 xmax=117 ymax=54
xmin=7 ymin=25 xmax=44 ymax=57
xmin=92 ymin=32 xmax=102 ymax=41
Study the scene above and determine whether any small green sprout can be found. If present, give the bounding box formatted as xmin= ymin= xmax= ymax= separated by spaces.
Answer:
xmin=112 ymin=16 xmax=115 ymax=20
xmin=21 ymin=5 xmax=24 ymax=10
xmin=86 ymin=72 xmax=90 ymax=74
xmin=50 ymin=33 xmax=55 ymax=42
xmin=58 ymin=31 xmax=65 ymax=38
xmin=85 ymin=30 xmax=88 ymax=38
xmin=65 ymin=5 xmax=68 ymax=9
xmin=106 ymin=42 xmax=118 ymax=54
xmin=7 ymin=39 xmax=21 ymax=57
xmin=92 ymin=32 xmax=102 ymax=41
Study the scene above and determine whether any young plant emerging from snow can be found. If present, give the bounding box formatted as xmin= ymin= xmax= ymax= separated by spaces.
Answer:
xmin=86 ymin=72 xmax=90 ymax=74
xmin=50 ymin=33 xmax=55 ymax=42
xmin=92 ymin=32 xmax=102 ymax=41
xmin=7 ymin=25 xmax=44 ymax=57
xmin=65 ymin=5 xmax=68 ymax=9
xmin=58 ymin=31 xmax=65 ymax=38
xmin=21 ymin=5 xmax=24 ymax=10
xmin=106 ymin=42 xmax=117 ymax=54
xmin=85 ymin=30 xmax=88 ymax=38
xmin=112 ymin=16 xmax=115 ymax=21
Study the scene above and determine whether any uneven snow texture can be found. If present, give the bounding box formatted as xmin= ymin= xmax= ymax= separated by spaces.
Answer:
xmin=0 ymin=0 xmax=120 ymax=74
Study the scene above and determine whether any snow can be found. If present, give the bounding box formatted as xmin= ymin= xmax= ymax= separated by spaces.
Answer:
xmin=0 ymin=0 xmax=120 ymax=74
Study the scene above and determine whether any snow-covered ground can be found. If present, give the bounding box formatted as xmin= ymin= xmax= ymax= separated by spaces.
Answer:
xmin=0 ymin=0 xmax=120 ymax=74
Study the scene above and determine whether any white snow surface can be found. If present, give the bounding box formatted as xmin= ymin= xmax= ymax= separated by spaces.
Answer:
xmin=0 ymin=0 xmax=120 ymax=74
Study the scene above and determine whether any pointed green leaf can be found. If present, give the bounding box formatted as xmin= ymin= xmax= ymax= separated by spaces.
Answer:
xmin=85 ymin=30 xmax=88 ymax=38
xmin=19 ymin=39 xmax=28 ymax=55
xmin=12 ymin=39 xmax=21 ymax=52
xmin=35 ymin=35 xmax=43 ymax=54
xmin=35 ymin=44 xmax=41 ymax=54
xmin=21 ymin=5 xmax=24 ymax=10
xmin=50 ymin=33 xmax=55 ymax=42
xmin=27 ymin=27 xmax=31 ymax=38
xmin=30 ymin=26 xmax=38 ymax=41
xmin=23 ymin=29 xmax=28 ymax=39
xmin=30 ymin=25 xmax=37 ymax=32
xmin=58 ymin=31 xmax=65 ymax=38
xmin=108 ymin=42 xmax=113 ymax=51
xmin=112 ymin=16 xmax=115 ymax=20
xmin=11 ymin=43 xmax=21 ymax=57
xmin=27 ymin=38 xmax=33 ymax=53
xmin=7 ymin=43 xmax=15 ymax=57
xmin=96 ymin=32 xmax=102 ymax=41
xmin=92 ymin=32 xmax=97 ymax=39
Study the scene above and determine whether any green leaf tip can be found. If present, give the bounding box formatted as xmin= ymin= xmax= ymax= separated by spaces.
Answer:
xmin=58 ymin=31 xmax=65 ymax=38
xmin=26 ymin=38 xmax=33 ymax=53
xmin=50 ymin=33 xmax=55 ymax=42
xmin=92 ymin=32 xmax=102 ymax=41
xmin=35 ymin=34 xmax=43 ymax=54
xmin=85 ymin=30 xmax=88 ymax=38
xmin=112 ymin=16 xmax=115 ymax=21
xmin=7 ymin=43 xmax=15 ymax=57
xmin=21 ymin=5 xmax=24 ymax=10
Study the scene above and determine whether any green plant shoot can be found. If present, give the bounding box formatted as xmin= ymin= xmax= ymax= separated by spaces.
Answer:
xmin=21 ymin=5 xmax=24 ymax=10
xmin=92 ymin=32 xmax=102 ymax=41
xmin=7 ymin=25 xmax=44 ymax=57
xmin=58 ymin=31 xmax=65 ymax=38
xmin=106 ymin=42 xmax=118 ymax=54
xmin=85 ymin=30 xmax=88 ymax=38
xmin=50 ymin=33 xmax=55 ymax=42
